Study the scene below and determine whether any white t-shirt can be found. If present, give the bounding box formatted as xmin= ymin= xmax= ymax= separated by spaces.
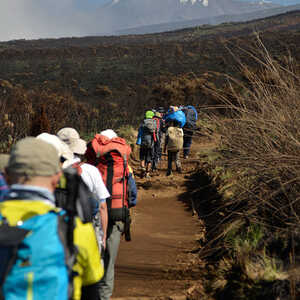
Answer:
xmin=80 ymin=163 xmax=110 ymax=202
xmin=69 ymin=158 xmax=110 ymax=202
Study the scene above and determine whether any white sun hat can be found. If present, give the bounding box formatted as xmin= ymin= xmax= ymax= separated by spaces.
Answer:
xmin=100 ymin=129 xmax=118 ymax=140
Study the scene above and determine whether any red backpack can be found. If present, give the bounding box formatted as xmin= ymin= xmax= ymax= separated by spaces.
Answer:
xmin=85 ymin=134 xmax=131 ymax=222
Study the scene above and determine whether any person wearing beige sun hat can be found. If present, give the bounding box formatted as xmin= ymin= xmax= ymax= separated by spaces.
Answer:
xmin=0 ymin=137 xmax=103 ymax=300
xmin=36 ymin=132 xmax=74 ymax=169
xmin=57 ymin=127 xmax=110 ymax=252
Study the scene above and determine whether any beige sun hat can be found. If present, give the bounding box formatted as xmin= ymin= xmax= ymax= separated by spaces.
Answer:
xmin=0 ymin=154 xmax=9 ymax=173
xmin=36 ymin=133 xmax=74 ymax=168
xmin=56 ymin=127 xmax=87 ymax=155
xmin=6 ymin=137 xmax=61 ymax=176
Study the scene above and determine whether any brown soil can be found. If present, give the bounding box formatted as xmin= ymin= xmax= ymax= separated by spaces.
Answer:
xmin=112 ymin=137 xmax=214 ymax=299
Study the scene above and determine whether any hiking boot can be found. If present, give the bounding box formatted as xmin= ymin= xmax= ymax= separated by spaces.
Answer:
xmin=166 ymin=170 xmax=172 ymax=176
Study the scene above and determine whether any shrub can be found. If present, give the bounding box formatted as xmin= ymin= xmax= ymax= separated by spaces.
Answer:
xmin=201 ymin=38 xmax=300 ymax=299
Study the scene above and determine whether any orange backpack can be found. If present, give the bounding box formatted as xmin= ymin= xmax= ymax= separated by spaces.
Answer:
xmin=85 ymin=134 xmax=131 ymax=222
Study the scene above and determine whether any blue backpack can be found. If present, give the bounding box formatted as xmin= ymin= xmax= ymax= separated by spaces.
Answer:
xmin=182 ymin=105 xmax=198 ymax=129
xmin=0 ymin=202 xmax=71 ymax=300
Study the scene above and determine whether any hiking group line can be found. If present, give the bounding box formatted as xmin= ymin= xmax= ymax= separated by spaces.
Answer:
xmin=0 ymin=104 xmax=198 ymax=300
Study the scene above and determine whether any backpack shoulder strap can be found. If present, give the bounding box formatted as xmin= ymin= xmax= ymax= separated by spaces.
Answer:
xmin=71 ymin=162 xmax=84 ymax=175
xmin=0 ymin=223 xmax=30 ymax=287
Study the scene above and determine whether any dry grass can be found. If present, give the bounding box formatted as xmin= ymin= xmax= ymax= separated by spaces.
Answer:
xmin=210 ymin=37 xmax=300 ymax=231
xmin=199 ymin=38 xmax=300 ymax=299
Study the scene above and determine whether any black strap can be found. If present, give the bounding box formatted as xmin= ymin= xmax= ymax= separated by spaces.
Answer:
xmin=106 ymin=152 xmax=114 ymax=211
xmin=122 ymin=154 xmax=127 ymax=222
xmin=0 ymin=224 xmax=29 ymax=288
xmin=81 ymin=281 xmax=101 ymax=300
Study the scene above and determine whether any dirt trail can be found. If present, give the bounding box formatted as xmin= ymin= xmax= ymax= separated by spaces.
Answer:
xmin=112 ymin=138 xmax=213 ymax=299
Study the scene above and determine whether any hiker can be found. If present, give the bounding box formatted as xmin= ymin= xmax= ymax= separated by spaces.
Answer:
xmin=85 ymin=129 xmax=137 ymax=300
xmin=0 ymin=137 xmax=103 ymax=300
xmin=36 ymin=133 xmax=74 ymax=168
xmin=152 ymin=111 xmax=164 ymax=171
xmin=164 ymin=120 xmax=184 ymax=176
xmin=136 ymin=110 xmax=157 ymax=178
xmin=181 ymin=105 xmax=198 ymax=159
xmin=36 ymin=132 xmax=101 ymax=222
xmin=56 ymin=127 xmax=109 ymax=250
xmin=0 ymin=154 xmax=9 ymax=201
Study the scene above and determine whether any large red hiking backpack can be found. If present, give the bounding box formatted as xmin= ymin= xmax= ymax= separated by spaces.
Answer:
xmin=85 ymin=134 xmax=132 ymax=222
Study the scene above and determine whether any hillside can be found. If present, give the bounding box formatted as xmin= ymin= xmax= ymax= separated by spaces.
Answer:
xmin=1 ymin=9 xmax=300 ymax=144
xmin=0 ymin=6 xmax=300 ymax=300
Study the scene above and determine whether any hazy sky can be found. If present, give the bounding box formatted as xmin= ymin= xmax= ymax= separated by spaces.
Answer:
xmin=1 ymin=0 xmax=300 ymax=42
xmin=0 ymin=0 xmax=109 ymax=41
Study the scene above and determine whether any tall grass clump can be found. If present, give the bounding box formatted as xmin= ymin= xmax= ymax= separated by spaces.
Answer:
xmin=201 ymin=38 xmax=300 ymax=299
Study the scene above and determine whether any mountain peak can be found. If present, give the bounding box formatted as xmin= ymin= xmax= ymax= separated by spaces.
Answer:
xmin=100 ymin=0 xmax=280 ymax=33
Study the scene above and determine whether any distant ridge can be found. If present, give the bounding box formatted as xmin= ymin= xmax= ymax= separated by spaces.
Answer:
xmin=2 ymin=7 xmax=300 ymax=49
xmin=96 ymin=0 xmax=279 ymax=33
xmin=116 ymin=4 xmax=300 ymax=35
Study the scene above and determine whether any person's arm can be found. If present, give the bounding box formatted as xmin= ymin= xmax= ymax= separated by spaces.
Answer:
xmin=128 ymin=173 xmax=137 ymax=208
xmin=99 ymin=200 xmax=108 ymax=249
xmin=136 ymin=126 xmax=143 ymax=145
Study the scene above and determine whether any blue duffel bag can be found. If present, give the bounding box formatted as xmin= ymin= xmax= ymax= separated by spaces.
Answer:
xmin=165 ymin=110 xmax=186 ymax=128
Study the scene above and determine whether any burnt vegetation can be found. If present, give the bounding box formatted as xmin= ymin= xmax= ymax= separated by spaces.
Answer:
xmin=1 ymin=10 xmax=300 ymax=145
xmin=1 ymin=10 xmax=300 ymax=299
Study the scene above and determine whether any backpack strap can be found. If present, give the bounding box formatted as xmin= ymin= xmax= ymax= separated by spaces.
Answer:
xmin=153 ymin=131 xmax=157 ymax=143
xmin=106 ymin=152 xmax=114 ymax=201
xmin=122 ymin=154 xmax=131 ymax=241
xmin=154 ymin=118 xmax=160 ymax=141
xmin=152 ymin=119 xmax=157 ymax=143
xmin=0 ymin=222 xmax=29 ymax=288
xmin=122 ymin=154 xmax=127 ymax=221
xmin=156 ymin=118 xmax=160 ymax=130
xmin=71 ymin=162 xmax=84 ymax=175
